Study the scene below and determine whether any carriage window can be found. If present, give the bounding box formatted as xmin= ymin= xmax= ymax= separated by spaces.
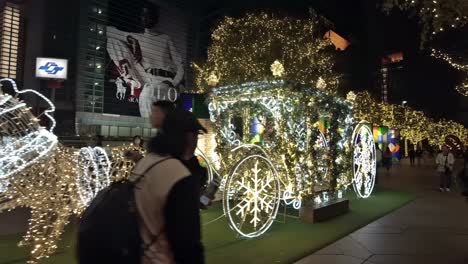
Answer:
xmin=232 ymin=116 xmax=243 ymax=140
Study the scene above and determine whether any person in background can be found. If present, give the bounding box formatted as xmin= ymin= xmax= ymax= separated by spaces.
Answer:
xmin=409 ymin=146 xmax=415 ymax=166
xmin=375 ymin=144 xmax=382 ymax=185
xmin=382 ymin=146 xmax=392 ymax=172
xmin=94 ymin=135 xmax=103 ymax=147
xmin=436 ymin=145 xmax=455 ymax=192
xmin=162 ymin=109 xmax=213 ymax=208
xmin=132 ymin=135 xmax=144 ymax=148
xmin=125 ymin=101 xmax=175 ymax=162
xmin=375 ymin=144 xmax=382 ymax=167
xmin=133 ymin=109 xmax=204 ymax=263
xmin=416 ymin=148 xmax=423 ymax=166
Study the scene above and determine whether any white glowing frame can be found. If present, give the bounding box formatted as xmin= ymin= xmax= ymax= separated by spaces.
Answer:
xmin=76 ymin=147 xmax=111 ymax=206
xmin=223 ymin=154 xmax=281 ymax=238
xmin=195 ymin=148 xmax=214 ymax=185
xmin=352 ymin=122 xmax=377 ymax=198
xmin=0 ymin=78 xmax=58 ymax=180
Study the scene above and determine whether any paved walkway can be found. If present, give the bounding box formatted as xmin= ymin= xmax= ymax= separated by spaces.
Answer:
xmin=296 ymin=159 xmax=468 ymax=264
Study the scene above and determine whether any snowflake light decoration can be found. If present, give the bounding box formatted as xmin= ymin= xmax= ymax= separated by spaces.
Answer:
xmin=223 ymin=155 xmax=280 ymax=238
xmin=352 ymin=122 xmax=377 ymax=198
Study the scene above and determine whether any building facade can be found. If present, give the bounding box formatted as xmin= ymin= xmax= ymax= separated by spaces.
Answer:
xmin=5 ymin=0 xmax=206 ymax=138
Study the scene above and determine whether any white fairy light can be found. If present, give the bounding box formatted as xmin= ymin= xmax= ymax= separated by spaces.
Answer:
xmin=223 ymin=155 xmax=280 ymax=238
xmin=75 ymin=147 xmax=111 ymax=206
xmin=337 ymin=190 xmax=343 ymax=199
xmin=1 ymin=78 xmax=56 ymax=132
xmin=314 ymin=195 xmax=322 ymax=204
xmin=352 ymin=122 xmax=377 ymax=198
xmin=323 ymin=191 xmax=329 ymax=202
xmin=195 ymin=148 xmax=214 ymax=185
xmin=283 ymin=191 xmax=302 ymax=209
xmin=0 ymin=78 xmax=58 ymax=180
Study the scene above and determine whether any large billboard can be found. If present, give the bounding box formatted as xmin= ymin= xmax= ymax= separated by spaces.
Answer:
xmin=103 ymin=0 xmax=188 ymax=117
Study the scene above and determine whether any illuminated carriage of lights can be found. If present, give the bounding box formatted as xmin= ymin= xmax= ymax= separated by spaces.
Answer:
xmin=208 ymin=81 xmax=353 ymax=237
xmin=0 ymin=78 xmax=58 ymax=188
xmin=352 ymin=122 xmax=377 ymax=198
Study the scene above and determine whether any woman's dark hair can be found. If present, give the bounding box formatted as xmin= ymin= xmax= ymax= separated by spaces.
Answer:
xmin=147 ymin=109 xmax=186 ymax=157
xmin=147 ymin=131 xmax=186 ymax=157
xmin=152 ymin=100 xmax=176 ymax=115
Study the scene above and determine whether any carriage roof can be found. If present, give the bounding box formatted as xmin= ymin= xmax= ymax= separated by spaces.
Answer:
xmin=208 ymin=81 xmax=353 ymax=116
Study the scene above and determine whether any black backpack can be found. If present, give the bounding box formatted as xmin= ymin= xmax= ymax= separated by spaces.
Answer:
xmin=77 ymin=158 xmax=171 ymax=264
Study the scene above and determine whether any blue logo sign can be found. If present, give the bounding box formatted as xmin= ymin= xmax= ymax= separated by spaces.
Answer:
xmin=39 ymin=62 xmax=64 ymax=75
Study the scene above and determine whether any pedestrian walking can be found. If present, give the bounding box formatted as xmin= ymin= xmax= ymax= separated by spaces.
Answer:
xmin=436 ymin=145 xmax=455 ymax=192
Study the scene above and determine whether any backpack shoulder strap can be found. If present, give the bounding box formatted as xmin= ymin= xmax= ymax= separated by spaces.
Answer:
xmin=132 ymin=157 xmax=173 ymax=185
xmin=131 ymin=157 xmax=174 ymax=253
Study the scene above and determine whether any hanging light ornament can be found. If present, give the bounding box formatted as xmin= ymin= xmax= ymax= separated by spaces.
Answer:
xmin=270 ymin=60 xmax=285 ymax=77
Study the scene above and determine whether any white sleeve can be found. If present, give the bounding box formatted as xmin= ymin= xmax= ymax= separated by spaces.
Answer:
xmin=167 ymin=38 xmax=184 ymax=87
xmin=448 ymin=154 xmax=455 ymax=166
xmin=106 ymin=26 xmax=129 ymax=42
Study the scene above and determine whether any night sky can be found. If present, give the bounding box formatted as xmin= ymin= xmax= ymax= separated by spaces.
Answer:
xmin=192 ymin=0 xmax=466 ymax=125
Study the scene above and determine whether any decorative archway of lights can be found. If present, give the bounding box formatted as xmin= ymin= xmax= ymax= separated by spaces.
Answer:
xmin=76 ymin=147 xmax=111 ymax=206
xmin=352 ymin=121 xmax=377 ymax=198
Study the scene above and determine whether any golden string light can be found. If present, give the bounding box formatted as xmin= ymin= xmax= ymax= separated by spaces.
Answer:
xmin=270 ymin=60 xmax=285 ymax=77
xmin=194 ymin=11 xmax=338 ymax=93
xmin=431 ymin=49 xmax=468 ymax=71
xmin=430 ymin=49 xmax=468 ymax=96
xmin=383 ymin=0 xmax=467 ymax=47
xmin=350 ymin=91 xmax=468 ymax=146
xmin=454 ymin=79 xmax=468 ymax=96
xmin=0 ymin=144 xmax=139 ymax=264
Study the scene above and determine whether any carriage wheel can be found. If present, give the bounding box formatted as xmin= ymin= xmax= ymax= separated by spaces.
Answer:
xmin=352 ymin=122 xmax=377 ymax=198
xmin=223 ymin=154 xmax=280 ymax=238
xmin=76 ymin=147 xmax=111 ymax=206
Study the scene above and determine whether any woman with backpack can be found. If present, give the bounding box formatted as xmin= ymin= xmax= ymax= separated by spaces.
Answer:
xmin=78 ymin=109 xmax=205 ymax=264
xmin=134 ymin=110 xmax=205 ymax=263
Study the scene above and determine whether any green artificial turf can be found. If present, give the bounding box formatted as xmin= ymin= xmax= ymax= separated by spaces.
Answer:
xmin=0 ymin=189 xmax=414 ymax=264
